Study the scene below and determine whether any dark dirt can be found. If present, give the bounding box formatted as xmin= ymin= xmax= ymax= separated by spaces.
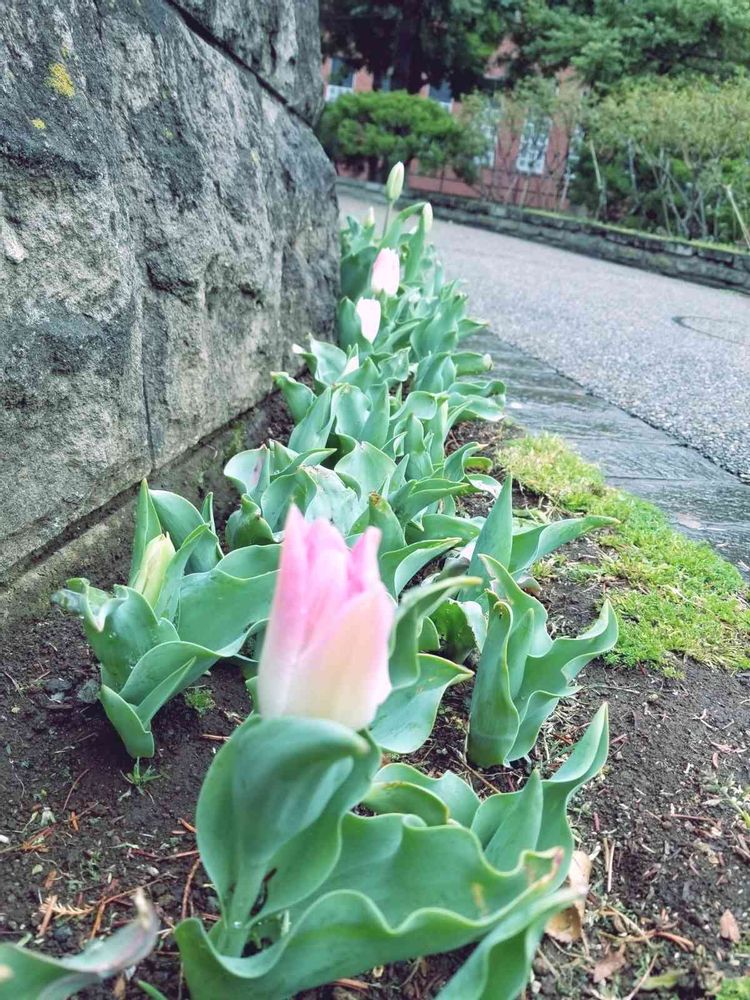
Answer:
xmin=0 ymin=417 xmax=748 ymax=999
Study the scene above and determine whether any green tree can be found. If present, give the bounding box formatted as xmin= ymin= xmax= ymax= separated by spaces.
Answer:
xmin=509 ymin=0 xmax=750 ymax=91
xmin=577 ymin=77 xmax=750 ymax=244
xmin=318 ymin=90 xmax=491 ymax=183
xmin=320 ymin=0 xmax=519 ymax=96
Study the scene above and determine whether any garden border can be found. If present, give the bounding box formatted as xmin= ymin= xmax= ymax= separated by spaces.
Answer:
xmin=336 ymin=178 xmax=750 ymax=294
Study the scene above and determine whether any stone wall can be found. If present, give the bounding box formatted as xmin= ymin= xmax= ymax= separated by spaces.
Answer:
xmin=0 ymin=0 xmax=338 ymax=582
xmin=337 ymin=178 xmax=750 ymax=295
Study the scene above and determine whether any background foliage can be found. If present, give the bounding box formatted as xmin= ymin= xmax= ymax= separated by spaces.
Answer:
xmin=320 ymin=0 xmax=517 ymax=95
xmin=319 ymin=90 xmax=491 ymax=183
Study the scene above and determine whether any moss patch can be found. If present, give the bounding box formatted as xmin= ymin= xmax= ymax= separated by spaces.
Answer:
xmin=47 ymin=62 xmax=75 ymax=98
xmin=30 ymin=118 xmax=46 ymax=130
xmin=718 ymin=979 xmax=750 ymax=1000
xmin=500 ymin=433 xmax=750 ymax=675
xmin=183 ymin=685 xmax=216 ymax=717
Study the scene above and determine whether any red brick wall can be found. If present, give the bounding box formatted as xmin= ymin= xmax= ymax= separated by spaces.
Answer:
xmin=321 ymin=57 xmax=576 ymax=211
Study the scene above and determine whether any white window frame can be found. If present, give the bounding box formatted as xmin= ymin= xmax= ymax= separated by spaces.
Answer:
xmin=326 ymin=58 xmax=355 ymax=102
xmin=429 ymin=82 xmax=453 ymax=113
xmin=516 ymin=118 xmax=551 ymax=175
xmin=564 ymin=124 xmax=585 ymax=182
xmin=475 ymin=121 xmax=498 ymax=168
xmin=325 ymin=83 xmax=354 ymax=102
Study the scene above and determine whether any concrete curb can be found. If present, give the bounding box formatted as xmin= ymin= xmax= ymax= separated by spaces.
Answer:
xmin=336 ymin=178 xmax=750 ymax=295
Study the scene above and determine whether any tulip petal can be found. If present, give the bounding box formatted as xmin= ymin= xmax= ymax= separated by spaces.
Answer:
xmin=285 ymin=587 xmax=395 ymax=730
xmin=348 ymin=527 xmax=383 ymax=594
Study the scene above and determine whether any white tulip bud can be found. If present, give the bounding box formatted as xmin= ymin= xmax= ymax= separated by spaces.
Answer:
xmin=132 ymin=533 xmax=175 ymax=607
xmin=385 ymin=162 xmax=405 ymax=203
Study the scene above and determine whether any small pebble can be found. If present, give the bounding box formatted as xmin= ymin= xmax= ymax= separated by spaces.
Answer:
xmin=44 ymin=677 xmax=72 ymax=694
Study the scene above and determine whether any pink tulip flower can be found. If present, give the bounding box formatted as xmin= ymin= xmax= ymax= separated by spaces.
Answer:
xmin=371 ymin=248 xmax=400 ymax=296
xmin=355 ymin=297 xmax=381 ymax=342
xmin=257 ymin=506 xmax=394 ymax=730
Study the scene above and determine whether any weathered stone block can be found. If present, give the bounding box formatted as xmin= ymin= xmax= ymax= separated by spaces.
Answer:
xmin=0 ymin=0 xmax=338 ymax=581
xmin=172 ymin=0 xmax=324 ymax=121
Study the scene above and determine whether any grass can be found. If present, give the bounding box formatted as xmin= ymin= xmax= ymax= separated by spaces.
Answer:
xmin=184 ymin=685 xmax=216 ymax=717
xmin=499 ymin=433 xmax=750 ymax=676
xmin=718 ymin=979 xmax=750 ymax=1000
xmin=122 ymin=760 xmax=161 ymax=794
xmin=526 ymin=206 xmax=747 ymax=255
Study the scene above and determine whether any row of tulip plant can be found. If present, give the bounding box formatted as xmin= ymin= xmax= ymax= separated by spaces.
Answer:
xmin=0 ymin=164 xmax=618 ymax=1000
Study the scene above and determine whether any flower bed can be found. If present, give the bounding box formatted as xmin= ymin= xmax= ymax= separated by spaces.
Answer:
xmin=0 ymin=168 xmax=746 ymax=999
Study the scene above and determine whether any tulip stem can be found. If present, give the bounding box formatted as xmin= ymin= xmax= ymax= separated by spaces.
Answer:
xmin=383 ymin=201 xmax=391 ymax=236
xmin=218 ymin=863 xmax=268 ymax=957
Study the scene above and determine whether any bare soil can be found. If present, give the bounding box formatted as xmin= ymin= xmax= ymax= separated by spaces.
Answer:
xmin=0 ymin=418 xmax=747 ymax=999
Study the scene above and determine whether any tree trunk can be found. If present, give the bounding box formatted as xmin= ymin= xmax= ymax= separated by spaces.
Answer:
xmin=391 ymin=1 xmax=424 ymax=93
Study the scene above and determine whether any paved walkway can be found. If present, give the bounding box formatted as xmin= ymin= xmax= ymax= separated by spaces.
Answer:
xmin=340 ymin=192 xmax=750 ymax=479
xmin=339 ymin=191 xmax=750 ymax=572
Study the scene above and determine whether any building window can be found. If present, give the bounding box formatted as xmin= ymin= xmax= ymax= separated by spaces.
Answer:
xmin=516 ymin=118 xmax=551 ymax=175
xmin=476 ymin=121 xmax=498 ymax=168
xmin=564 ymin=125 xmax=585 ymax=183
xmin=326 ymin=57 xmax=355 ymax=102
xmin=429 ymin=80 xmax=453 ymax=112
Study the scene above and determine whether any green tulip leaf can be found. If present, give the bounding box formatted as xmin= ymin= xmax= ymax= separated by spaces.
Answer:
xmin=176 ymin=816 xmax=564 ymax=1000
xmin=224 ymin=445 xmax=271 ymax=500
xmin=53 ymin=581 xmax=176 ymax=692
xmin=472 ymin=704 xmax=609 ymax=880
xmin=149 ymin=489 xmax=222 ymax=573
xmin=364 ymin=763 xmax=480 ymax=827
xmin=99 ymin=686 xmax=155 ymax=759
xmin=371 ymin=653 xmax=471 ymax=753
xmin=128 ymin=480 xmax=162 ymax=588
xmin=0 ymin=895 xmax=158 ymax=1000
xmin=194 ymin=715 xmax=376 ymax=953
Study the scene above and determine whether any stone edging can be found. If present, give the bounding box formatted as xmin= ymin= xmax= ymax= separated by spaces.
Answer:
xmin=336 ymin=178 xmax=750 ymax=295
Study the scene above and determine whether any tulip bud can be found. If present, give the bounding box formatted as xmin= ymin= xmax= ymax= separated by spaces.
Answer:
xmin=422 ymin=202 xmax=433 ymax=232
xmin=365 ymin=206 xmax=376 ymax=227
xmin=257 ymin=507 xmax=394 ymax=731
xmin=131 ymin=533 xmax=175 ymax=607
xmin=342 ymin=353 xmax=360 ymax=376
xmin=371 ymin=248 xmax=400 ymax=297
xmin=385 ymin=162 xmax=404 ymax=203
xmin=355 ymin=297 xmax=381 ymax=342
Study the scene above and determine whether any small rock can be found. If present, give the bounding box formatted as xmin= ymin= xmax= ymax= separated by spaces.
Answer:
xmin=44 ymin=677 xmax=72 ymax=694
xmin=76 ymin=678 xmax=100 ymax=703
xmin=53 ymin=924 xmax=73 ymax=943
xmin=1 ymin=221 xmax=27 ymax=263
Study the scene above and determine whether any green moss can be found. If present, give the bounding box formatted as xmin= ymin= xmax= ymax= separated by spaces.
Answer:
xmin=500 ymin=433 xmax=750 ymax=675
xmin=525 ymin=207 xmax=747 ymax=256
xmin=47 ymin=62 xmax=75 ymax=98
xmin=30 ymin=118 xmax=46 ymax=130
xmin=184 ymin=686 xmax=216 ymax=717
xmin=717 ymin=978 xmax=750 ymax=1000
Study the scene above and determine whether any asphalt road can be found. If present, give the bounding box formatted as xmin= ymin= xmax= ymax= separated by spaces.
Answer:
xmin=339 ymin=192 xmax=750 ymax=479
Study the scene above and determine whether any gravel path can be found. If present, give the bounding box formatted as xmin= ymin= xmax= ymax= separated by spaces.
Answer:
xmin=339 ymin=192 xmax=750 ymax=479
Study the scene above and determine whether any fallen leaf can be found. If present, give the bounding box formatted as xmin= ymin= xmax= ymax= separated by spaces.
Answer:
xmin=546 ymin=904 xmax=583 ymax=943
xmin=546 ymin=851 xmax=592 ymax=943
xmin=592 ymin=947 xmax=627 ymax=983
xmin=642 ymin=969 xmax=685 ymax=991
xmin=719 ymin=909 xmax=740 ymax=943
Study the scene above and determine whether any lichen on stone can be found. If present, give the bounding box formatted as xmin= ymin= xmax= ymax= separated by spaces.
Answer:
xmin=47 ymin=62 xmax=75 ymax=98
xmin=30 ymin=118 xmax=46 ymax=130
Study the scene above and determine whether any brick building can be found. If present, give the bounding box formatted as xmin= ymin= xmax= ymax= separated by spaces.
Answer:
xmin=322 ymin=54 xmax=580 ymax=211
